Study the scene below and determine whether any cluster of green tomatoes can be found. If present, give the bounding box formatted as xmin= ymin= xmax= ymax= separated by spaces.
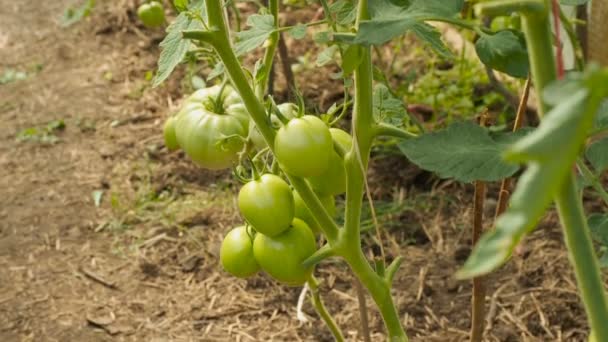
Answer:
xmin=163 ymin=85 xmax=352 ymax=286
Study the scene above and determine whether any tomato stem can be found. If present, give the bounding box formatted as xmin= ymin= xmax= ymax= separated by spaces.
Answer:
xmin=306 ymin=276 xmax=345 ymax=342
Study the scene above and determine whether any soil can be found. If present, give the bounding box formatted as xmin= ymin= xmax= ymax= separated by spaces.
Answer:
xmin=0 ymin=1 xmax=603 ymax=341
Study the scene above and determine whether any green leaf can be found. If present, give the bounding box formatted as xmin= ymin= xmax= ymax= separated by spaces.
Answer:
xmin=235 ymin=15 xmax=275 ymax=56
xmin=316 ymin=45 xmax=339 ymax=67
xmin=313 ymin=31 xmax=332 ymax=44
xmin=560 ymin=0 xmax=589 ymax=5
xmin=152 ymin=1 xmax=205 ymax=87
xmin=599 ymin=252 xmax=608 ymax=268
xmin=373 ymin=83 xmax=407 ymax=123
xmin=353 ymin=0 xmax=463 ymax=46
xmin=410 ymin=22 xmax=453 ymax=58
xmin=329 ymin=0 xmax=357 ymax=25
xmin=173 ymin=0 xmax=189 ymax=12
xmin=458 ymin=69 xmax=608 ymax=279
xmin=288 ymin=24 xmax=307 ymax=40
xmin=207 ymin=62 xmax=225 ymax=81
xmin=588 ymin=214 xmax=608 ymax=246
xmin=595 ymin=99 xmax=608 ymax=129
xmin=61 ymin=0 xmax=95 ymax=27
xmin=475 ymin=30 xmax=529 ymax=78
xmin=586 ymin=136 xmax=608 ymax=173
xmin=399 ymin=121 xmax=528 ymax=182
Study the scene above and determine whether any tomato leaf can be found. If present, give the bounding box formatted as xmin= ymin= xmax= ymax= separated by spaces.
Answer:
xmin=329 ymin=0 xmax=357 ymax=25
xmin=288 ymin=24 xmax=307 ymax=40
xmin=316 ymin=45 xmax=340 ymax=67
xmin=398 ymin=121 xmax=529 ymax=182
xmin=373 ymin=84 xmax=407 ymax=124
xmin=588 ymin=214 xmax=608 ymax=246
xmin=352 ymin=0 xmax=462 ymax=52
xmin=235 ymin=15 xmax=275 ymax=56
xmin=173 ymin=0 xmax=189 ymax=12
xmin=595 ymin=99 xmax=608 ymax=129
xmin=152 ymin=0 xmax=205 ymax=87
xmin=341 ymin=45 xmax=363 ymax=76
xmin=586 ymin=136 xmax=608 ymax=173
xmin=475 ymin=30 xmax=529 ymax=79
xmin=458 ymin=69 xmax=608 ymax=279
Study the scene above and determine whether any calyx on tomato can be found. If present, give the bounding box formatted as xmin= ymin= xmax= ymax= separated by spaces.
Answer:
xmin=274 ymin=115 xmax=333 ymax=177
xmin=174 ymin=85 xmax=249 ymax=170
xmin=253 ymin=218 xmax=316 ymax=286
xmin=238 ymin=174 xmax=294 ymax=237
xmin=249 ymin=103 xmax=298 ymax=150
xmin=220 ymin=226 xmax=260 ymax=278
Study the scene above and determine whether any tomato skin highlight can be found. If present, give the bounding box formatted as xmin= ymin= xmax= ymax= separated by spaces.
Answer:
xmin=307 ymin=128 xmax=352 ymax=195
xmin=274 ymin=115 xmax=333 ymax=177
xmin=293 ymin=190 xmax=335 ymax=234
xmin=238 ymin=174 xmax=294 ymax=237
xmin=253 ymin=218 xmax=317 ymax=286
xmin=137 ymin=1 xmax=165 ymax=28
xmin=220 ymin=226 xmax=260 ymax=278
xmin=174 ymin=85 xmax=249 ymax=170
xmin=163 ymin=116 xmax=179 ymax=151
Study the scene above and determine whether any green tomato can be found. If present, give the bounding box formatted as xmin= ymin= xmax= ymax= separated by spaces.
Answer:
xmin=137 ymin=1 xmax=165 ymax=28
xmin=253 ymin=218 xmax=316 ymax=286
xmin=293 ymin=190 xmax=335 ymax=234
xmin=249 ymin=103 xmax=298 ymax=150
xmin=163 ymin=116 xmax=179 ymax=151
xmin=307 ymin=128 xmax=352 ymax=195
xmin=238 ymin=174 xmax=294 ymax=237
xmin=274 ymin=115 xmax=333 ymax=177
xmin=220 ymin=226 xmax=260 ymax=278
xmin=174 ymin=85 xmax=249 ymax=170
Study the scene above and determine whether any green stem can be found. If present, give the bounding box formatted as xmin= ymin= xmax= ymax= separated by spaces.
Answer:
xmin=307 ymin=276 xmax=345 ymax=342
xmin=554 ymin=174 xmax=608 ymax=341
xmin=558 ymin=6 xmax=585 ymax=71
xmin=256 ymin=0 xmax=280 ymax=98
xmin=343 ymin=249 xmax=407 ymax=341
xmin=373 ymin=123 xmax=417 ymax=140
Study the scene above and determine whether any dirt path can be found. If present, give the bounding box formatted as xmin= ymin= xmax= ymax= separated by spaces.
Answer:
xmin=0 ymin=1 xmax=600 ymax=342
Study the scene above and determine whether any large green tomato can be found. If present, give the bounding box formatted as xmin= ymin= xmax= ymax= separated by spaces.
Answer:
xmin=307 ymin=128 xmax=352 ymax=195
xmin=137 ymin=1 xmax=165 ymax=28
xmin=238 ymin=174 xmax=294 ymax=237
xmin=249 ymin=103 xmax=298 ymax=150
xmin=163 ymin=116 xmax=179 ymax=151
xmin=293 ymin=190 xmax=335 ymax=234
xmin=274 ymin=115 xmax=333 ymax=177
xmin=174 ymin=85 xmax=249 ymax=170
xmin=253 ymin=218 xmax=316 ymax=286
xmin=220 ymin=226 xmax=260 ymax=278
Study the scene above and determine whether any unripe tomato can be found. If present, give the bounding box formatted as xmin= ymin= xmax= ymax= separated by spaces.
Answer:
xmin=307 ymin=128 xmax=352 ymax=195
xmin=249 ymin=103 xmax=298 ymax=150
xmin=274 ymin=115 xmax=333 ymax=177
xmin=163 ymin=116 xmax=179 ymax=151
xmin=137 ymin=1 xmax=165 ymax=28
xmin=253 ymin=218 xmax=316 ymax=286
xmin=238 ymin=174 xmax=294 ymax=237
xmin=174 ymin=85 xmax=249 ymax=170
xmin=220 ymin=226 xmax=260 ymax=278
xmin=293 ymin=190 xmax=335 ymax=234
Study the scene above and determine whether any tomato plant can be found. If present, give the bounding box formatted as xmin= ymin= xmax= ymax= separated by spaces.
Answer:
xmin=137 ymin=1 xmax=165 ymax=28
xmin=220 ymin=226 xmax=260 ymax=278
xmin=153 ymin=0 xmax=608 ymax=340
